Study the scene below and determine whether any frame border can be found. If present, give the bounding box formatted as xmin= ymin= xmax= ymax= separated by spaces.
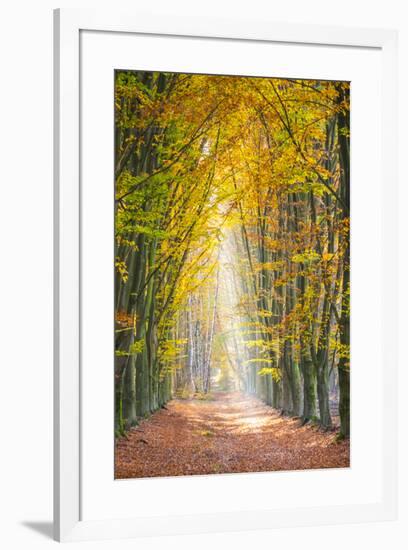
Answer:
xmin=53 ymin=8 xmax=398 ymax=542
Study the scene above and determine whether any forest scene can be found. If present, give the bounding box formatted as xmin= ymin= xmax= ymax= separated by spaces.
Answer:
xmin=114 ymin=71 xmax=350 ymax=479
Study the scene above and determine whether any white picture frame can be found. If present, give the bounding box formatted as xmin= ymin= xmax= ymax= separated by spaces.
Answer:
xmin=54 ymin=8 xmax=398 ymax=542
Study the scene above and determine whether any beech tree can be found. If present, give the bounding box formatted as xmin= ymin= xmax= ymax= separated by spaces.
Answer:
xmin=114 ymin=71 xmax=350 ymax=439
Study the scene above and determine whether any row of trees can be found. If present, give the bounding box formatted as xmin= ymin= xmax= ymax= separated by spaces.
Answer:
xmin=114 ymin=71 xmax=223 ymax=432
xmin=114 ymin=71 xmax=350 ymax=438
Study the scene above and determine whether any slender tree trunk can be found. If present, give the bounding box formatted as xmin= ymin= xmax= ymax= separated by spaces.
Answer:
xmin=300 ymin=343 xmax=317 ymax=422
xmin=336 ymin=82 xmax=350 ymax=438
xmin=316 ymin=355 xmax=332 ymax=428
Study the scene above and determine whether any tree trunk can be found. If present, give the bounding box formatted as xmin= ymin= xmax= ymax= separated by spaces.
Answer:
xmin=300 ymin=345 xmax=317 ymax=422
xmin=336 ymin=82 xmax=350 ymax=438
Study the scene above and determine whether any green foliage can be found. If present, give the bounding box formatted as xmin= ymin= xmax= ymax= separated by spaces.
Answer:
xmin=115 ymin=339 xmax=144 ymax=357
xmin=257 ymin=367 xmax=281 ymax=382
xmin=292 ymin=250 xmax=320 ymax=264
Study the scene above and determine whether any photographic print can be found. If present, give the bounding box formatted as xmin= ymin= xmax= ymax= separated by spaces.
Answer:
xmin=114 ymin=71 xmax=350 ymax=479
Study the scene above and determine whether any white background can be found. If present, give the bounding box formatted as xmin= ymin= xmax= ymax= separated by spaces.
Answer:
xmin=0 ymin=0 xmax=406 ymax=548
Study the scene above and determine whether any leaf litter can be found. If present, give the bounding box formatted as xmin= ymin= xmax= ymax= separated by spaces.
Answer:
xmin=115 ymin=392 xmax=350 ymax=479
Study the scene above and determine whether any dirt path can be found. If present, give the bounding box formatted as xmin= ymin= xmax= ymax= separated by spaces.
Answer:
xmin=115 ymin=392 xmax=349 ymax=479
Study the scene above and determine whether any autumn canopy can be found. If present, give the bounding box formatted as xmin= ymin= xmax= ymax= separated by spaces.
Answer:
xmin=114 ymin=71 xmax=350 ymax=464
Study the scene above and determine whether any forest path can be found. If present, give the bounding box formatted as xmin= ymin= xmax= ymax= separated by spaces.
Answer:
xmin=115 ymin=392 xmax=349 ymax=478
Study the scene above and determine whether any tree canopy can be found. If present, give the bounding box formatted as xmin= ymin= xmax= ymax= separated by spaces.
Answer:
xmin=114 ymin=71 xmax=350 ymax=440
